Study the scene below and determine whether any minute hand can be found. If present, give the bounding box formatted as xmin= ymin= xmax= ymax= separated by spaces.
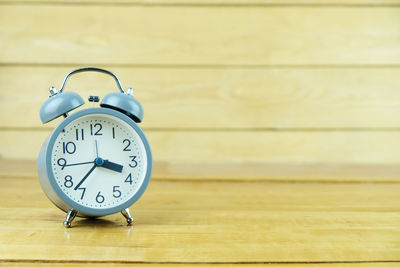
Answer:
xmin=74 ymin=164 xmax=97 ymax=190
xmin=101 ymin=160 xmax=123 ymax=173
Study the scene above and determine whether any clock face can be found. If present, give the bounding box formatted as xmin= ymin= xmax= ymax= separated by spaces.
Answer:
xmin=49 ymin=112 xmax=148 ymax=211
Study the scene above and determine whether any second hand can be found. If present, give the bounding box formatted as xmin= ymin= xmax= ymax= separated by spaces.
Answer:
xmin=65 ymin=161 xmax=94 ymax=167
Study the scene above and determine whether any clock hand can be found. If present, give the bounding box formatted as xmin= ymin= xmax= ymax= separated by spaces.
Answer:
xmin=65 ymin=161 xmax=94 ymax=167
xmin=95 ymin=140 xmax=99 ymax=158
xmin=101 ymin=160 xmax=123 ymax=173
xmin=74 ymin=163 xmax=97 ymax=190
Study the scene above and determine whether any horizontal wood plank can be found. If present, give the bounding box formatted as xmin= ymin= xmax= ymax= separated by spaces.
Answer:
xmin=0 ymin=6 xmax=400 ymax=65
xmin=1 ymin=0 xmax=399 ymax=265
xmin=3 ymin=175 xmax=400 ymax=212
xmin=0 ymin=176 xmax=399 ymax=262
xmin=2 ymin=211 xmax=398 ymax=262
xmin=2 ymin=130 xmax=400 ymax=182
xmin=3 ymin=67 xmax=400 ymax=129
xmin=2 ymin=0 xmax=400 ymax=5
xmin=1 ymin=264 xmax=399 ymax=267
xmin=3 ymin=130 xmax=400 ymax=164
xmin=4 ymin=159 xmax=400 ymax=182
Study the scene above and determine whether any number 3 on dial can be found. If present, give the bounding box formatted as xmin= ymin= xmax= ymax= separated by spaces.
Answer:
xmin=44 ymin=111 xmax=151 ymax=212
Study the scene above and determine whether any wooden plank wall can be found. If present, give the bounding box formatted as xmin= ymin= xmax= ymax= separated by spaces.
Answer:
xmin=1 ymin=0 xmax=400 ymax=181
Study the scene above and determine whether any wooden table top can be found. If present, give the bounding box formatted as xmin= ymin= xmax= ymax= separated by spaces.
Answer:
xmin=0 ymin=160 xmax=399 ymax=266
xmin=1 ymin=1 xmax=400 ymax=266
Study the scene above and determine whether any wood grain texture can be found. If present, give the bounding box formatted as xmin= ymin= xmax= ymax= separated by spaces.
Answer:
xmin=0 ymin=0 xmax=399 ymax=265
xmin=3 ymin=130 xmax=400 ymax=164
xmin=3 ymin=130 xmax=400 ymax=182
xmin=0 ymin=175 xmax=399 ymax=263
xmin=2 ymin=264 xmax=400 ymax=267
xmin=3 ymin=66 xmax=400 ymax=129
xmin=1 ymin=6 xmax=400 ymax=65
xmin=2 ymin=0 xmax=400 ymax=5
xmin=4 ymin=159 xmax=400 ymax=182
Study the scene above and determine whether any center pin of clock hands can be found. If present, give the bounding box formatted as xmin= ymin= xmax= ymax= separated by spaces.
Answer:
xmin=94 ymin=140 xmax=123 ymax=172
xmin=63 ymin=157 xmax=123 ymax=172
xmin=73 ymin=158 xmax=123 ymax=190
xmin=73 ymin=141 xmax=124 ymax=190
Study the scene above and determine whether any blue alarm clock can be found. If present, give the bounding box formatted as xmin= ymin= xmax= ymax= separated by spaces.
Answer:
xmin=37 ymin=68 xmax=153 ymax=228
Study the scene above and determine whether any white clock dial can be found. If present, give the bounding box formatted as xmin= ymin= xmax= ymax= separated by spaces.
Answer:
xmin=50 ymin=113 xmax=148 ymax=209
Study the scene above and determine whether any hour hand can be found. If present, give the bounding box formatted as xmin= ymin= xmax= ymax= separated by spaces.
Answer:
xmin=101 ymin=160 xmax=123 ymax=173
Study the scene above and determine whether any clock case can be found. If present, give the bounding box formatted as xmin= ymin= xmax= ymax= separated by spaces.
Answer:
xmin=37 ymin=68 xmax=152 ymax=227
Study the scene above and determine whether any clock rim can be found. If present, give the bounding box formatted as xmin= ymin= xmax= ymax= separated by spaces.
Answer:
xmin=38 ymin=107 xmax=153 ymax=217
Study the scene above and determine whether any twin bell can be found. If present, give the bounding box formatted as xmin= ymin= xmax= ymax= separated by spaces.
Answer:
xmin=39 ymin=67 xmax=143 ymax=124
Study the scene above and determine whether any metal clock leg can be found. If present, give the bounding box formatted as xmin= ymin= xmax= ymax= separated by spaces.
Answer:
xmin=63 ymin=208 xmax=77 ymax=228
xmin=121 ymin=208 xmax=133 ymax=225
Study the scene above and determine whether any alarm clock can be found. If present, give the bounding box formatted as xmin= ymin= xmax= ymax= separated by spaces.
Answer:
xmin=37 ymin=67 xmax=153 ymax=228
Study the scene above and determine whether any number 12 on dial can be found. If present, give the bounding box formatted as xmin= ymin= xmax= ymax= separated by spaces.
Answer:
xmin=38 ymin=108 xmax=152 ymax=227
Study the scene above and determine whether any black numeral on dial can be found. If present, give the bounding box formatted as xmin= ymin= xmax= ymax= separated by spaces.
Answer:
xmin=113 ymin=186 xmax=121 ymax=198
xmin=90 ymin=123 xmax=103 ymax=136
xmin=125 ymin=173 xmax=133 ymax=185
xmin=75 ymin=129 xmax=85 ymax=141
xmin=77 ymin=187 xmax=86 ymax=200
xmin=123 ymin=139 xmax=131 ymax=151
xmin=57 ymin=158 xmax=67 ymax=170
xmin=129 ymin=156 xmax=137 ymax=168
xmin=96 ymin=191 xmax=105 ymax=203
xmin=64 ymin=175 xmax=73 ymax=188
xmin=63 ymin=142 xmax=76 ymax=154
